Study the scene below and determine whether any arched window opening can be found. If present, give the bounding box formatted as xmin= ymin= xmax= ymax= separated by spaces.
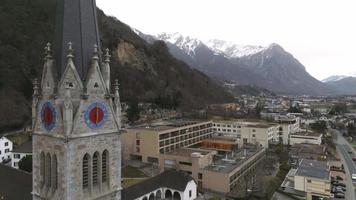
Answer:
xmin=40 ymin=152 xmax=45 ymax=188
xmin=149 ymin=193 xmax=155 ymax=200
xmin=46 ymin=153 xmax=52 ymax=188
xmin=173 ymin=192 xmax=181 ymax=200
xmin=156 ymin=190 xmax=162 ymax=200
xmin=92 ymin=152 xmax=99 ymax=186
xmin=165 ymin=190 xmax=172 ymax=200
xmin=83 ymin=154 xmax=90 ymax=189
xmin=102 ymin=150 xmax=109 ymax=183
xmin=52 ymin=155 xmax=58 ymax=191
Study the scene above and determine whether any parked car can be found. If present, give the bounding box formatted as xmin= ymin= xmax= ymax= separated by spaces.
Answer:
xmin=352 ymin=173 xmax=356 ymax=181
xmin=348 ymin=150 xmax=353 ymax=154
xmin=334 ymin=192 xmax=345 ymax=199
xmin=334 ymin=182 xmax=346 ymax=187
xmin=336 ymin=175 xmax=344 ymax=180
xmin=352 ymin=157 xmax=356 ymax=161
xmin=335 ymin=186 xmax=346 ymax=191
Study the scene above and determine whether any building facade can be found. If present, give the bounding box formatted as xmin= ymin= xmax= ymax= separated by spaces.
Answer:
xmin=240 ymin=124 xmax=280 ymax=148
xmin=11 ymin=141 xmax=32 ymax=169
xmin=31 ymin=0 xmax=122 ymax=199
xmin=123 ymin=121 xmax=213 ymax=163
xmin=0 ymin=136 xmax=12 ymax=163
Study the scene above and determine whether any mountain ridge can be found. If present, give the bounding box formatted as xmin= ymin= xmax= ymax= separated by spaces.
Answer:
xmin=139 ymin=32 xmax=336 ymax=95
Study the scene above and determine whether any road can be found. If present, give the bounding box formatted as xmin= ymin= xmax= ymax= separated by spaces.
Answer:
xmin=334 ymin=129 xmax=356 ymax=200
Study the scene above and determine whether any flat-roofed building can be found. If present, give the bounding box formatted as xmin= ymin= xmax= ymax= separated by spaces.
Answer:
xmin=294 ymin=159 xmax=331 ymax=200
xmin=160 ymin=148 xmax=216 ymax=188
xmin=290 ymin=131 xmax=322 ymax=145
xmin=122 ymin=121 xmax=213 ymax=164
xmin=240 ymin=124 xmax=280 ymax=148
xmin=201 ymin=147 xmax=266 ymax=195
xmin=212 ymin=121 xmax=243 ymax=138
xmin=275 ymin=115 xmax=300 ymax=145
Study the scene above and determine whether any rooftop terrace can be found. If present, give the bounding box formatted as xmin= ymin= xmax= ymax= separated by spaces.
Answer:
xmin=204 ymin=147 xmax=265 ymax=173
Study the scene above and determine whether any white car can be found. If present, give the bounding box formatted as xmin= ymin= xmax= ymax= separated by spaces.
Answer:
xmin=352 ymin=174 xmax=356 ymax=180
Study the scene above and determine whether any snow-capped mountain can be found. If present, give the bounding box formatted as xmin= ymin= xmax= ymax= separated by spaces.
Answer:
xmin=205 ymin=39 xmax=267 ymax=58
xmin=155 ymin=33 xmax=206 ymax=57
xmin=322 ymin=75 xmax=349 ymax=82
xmin=134 ymin=31 xmax=338 ymax=95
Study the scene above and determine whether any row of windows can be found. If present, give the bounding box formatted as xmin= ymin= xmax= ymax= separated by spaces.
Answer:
xmin=229 ymin=150 xmax=265 ymax=184
xmin=82 ymin=150 xmax=109 ymax=190
xmin=213 ymin=128 xmax=240 ymax=133
xmin=159 ymin=134 xmax=212 ymax=154
xmin=213 ymin=124 xmax=241 ymax=128
xmin=40 ymin=152 xmax=58 ymax=192
xmin=159 ymin=124 xmax=211 ymax=140
xmin=159 ymin=129 xmax=212 ymax=147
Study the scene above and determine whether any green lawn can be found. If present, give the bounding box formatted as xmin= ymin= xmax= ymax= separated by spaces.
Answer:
xmin=122 ymin=166 xmax=147 ymax=178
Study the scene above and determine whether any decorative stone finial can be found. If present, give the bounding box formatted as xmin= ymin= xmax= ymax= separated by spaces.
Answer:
xmin=114 ymin=79 xmax=119 ymax=89
xmin=67 ymin=42 xmax=74 ymax=58
xmin=92 ymin=44 xmax=99 ymax=60
xmin=33 ymin=78 xmax=39 ymax=97
xmin=104 ymin=48 xmax=111 ymax=63
xmin=114 ymin=79 xmax=120 ymax=98
xmin=44 ymin=43 xmax=52 ymax=59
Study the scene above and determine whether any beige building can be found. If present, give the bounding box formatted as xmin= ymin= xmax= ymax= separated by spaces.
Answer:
xmin=275 ymin=115 xmax=300 ymax=145
xmin=240 ymin=124 xmax=280 ymax=148
xmin=201 ymin=147 xmax=266 ymax=194
xmin=294 ymin=159 xmax=331 ymax=200
xmin=122 ymin=121 xmax=213 ymax=163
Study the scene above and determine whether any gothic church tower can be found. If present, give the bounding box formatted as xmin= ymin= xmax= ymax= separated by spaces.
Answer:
xmin=32 ymin=0 xmax=122 ymax=199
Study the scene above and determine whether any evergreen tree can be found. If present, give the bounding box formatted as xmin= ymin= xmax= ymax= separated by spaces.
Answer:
xmin=18 ymin=155 xmax=32 ymax=173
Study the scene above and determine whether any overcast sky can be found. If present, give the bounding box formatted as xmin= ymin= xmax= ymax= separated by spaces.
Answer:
xmin=97 ymin=0 xmax=356 ymax=80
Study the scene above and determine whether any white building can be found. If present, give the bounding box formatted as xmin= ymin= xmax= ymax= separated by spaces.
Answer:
xmin=240 ymin=124 xmax=280 ymax=148
xmin=213 ymin=120 xmax=280 ymax=148
xmin=212 ymin=121 xmax=242 ymax=138
xmin=122 ymin=170 xmax=197 ymax=200
xmin=275 ymin=115 xmax=300 ymax=145
xmin=0 ymin=136 xmax=13 ymax=163
xmin=11 ymin=141 xmax=32 ymax=169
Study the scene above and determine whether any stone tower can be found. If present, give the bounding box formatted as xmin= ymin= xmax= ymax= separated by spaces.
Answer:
xmin=31 ymin=0 xmax=122 ymax=199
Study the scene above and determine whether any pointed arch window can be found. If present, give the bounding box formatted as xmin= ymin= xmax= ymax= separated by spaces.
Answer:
xmin=92 ymin=152 xmax=99 ymax=186
xmin=52 ymin=155 xmax=58 ymax=190
xmin=82 ymin=154 xmax=90 ymax=189
xmin=102 ymin=150 xmax=109 ymax=183
xmin=40 ymin=152 xmax=45 ymax=188
xmin=46 ymin=153 xmax=52 ymax=188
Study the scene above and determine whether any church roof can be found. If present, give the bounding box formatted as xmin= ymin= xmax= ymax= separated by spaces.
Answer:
xmin=122 ymin=170 xmax=194 ymax=200
xmin=0 ymin=164 xmax=32 ymax=200
xmin=54 ymin=0 xmax=101 ymax=80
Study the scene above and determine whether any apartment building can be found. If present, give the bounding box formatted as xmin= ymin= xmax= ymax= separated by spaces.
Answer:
xmin=201 ymin=147 xmax=266 ymax=194
xmin=212 ymin=121 xmax=242 ymax=138
xmin=276 ymin=115 xmax=300 ymax=145
xmin=294 ymin=159 xmax=330 ymax=200
xmin=0 ymin=136 xmax=12 ymax=163
xmin=240 ymin=124 xmax=280 ymax=148
xmin=123 ymin=121 xmax=213 ymax=164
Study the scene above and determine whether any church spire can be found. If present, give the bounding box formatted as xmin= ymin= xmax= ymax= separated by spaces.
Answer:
xmin=54 ymin=0 xmax=101 ymax=80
